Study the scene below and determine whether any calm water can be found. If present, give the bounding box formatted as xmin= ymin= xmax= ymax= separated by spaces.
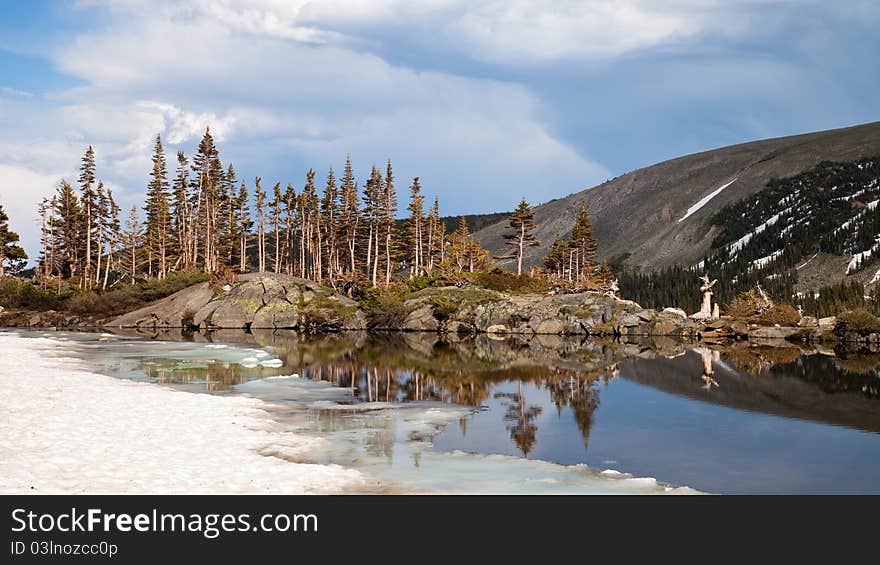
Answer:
xmin=20 ymin=329 xmax=880 ymax=494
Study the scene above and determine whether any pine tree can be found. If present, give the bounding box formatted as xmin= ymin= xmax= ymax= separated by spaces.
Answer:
xmin=270 ymin=182 xmax=283 ymax=273
xmin=425 ymin=196 xmax=443 ymax=274
xmin=321 ymin=167 xmax=339 ymax=280
xmin=497 ymin=198 xmax=540 ymax=276
xmin=300 ymin=169 xmax=320 ymax=280
xmin=37 ymin=197 xmax=54 ymax=285
xmin=144 ymin=134 xmax=172 ymax=278
xmin=569 ymin=202 xmax=598 ymax=284
xmin=219 ymin=163 xmax=238 ymax=267
xmin=446 ymin=216 xmax=488 ymax=273
xmin=191 ymin=128 xmax=223 ymax=272
xmin=102 ymin=189 xmax=121 ymax=289
xmin=382 ymin=160 xmax=397 ymax=285
xmin=282 ymin=183 xmax=297 ymax=275
xmin=171 ymin=151 xmax=191 ymax=269
xmin=363 ymin=166 xmax=383 ymax=286
xmin=236 ymin=181 xmax=252 ymax=272
xmin=52 ymin=179 xmax=82 ymax=280
xmin=0 ymin=200 xmax=27 ymax=277
xmin=405 ymin=176 xmax=425 ymax=278
xmin=122 ymin=205 xmax=141 ymax=283
xmin=254 ymin=177 xmax=267 ymax=273
xmin=597 ymin=260 xmax=614 ymax=292
xmin=544 ymin=233 xmax=567 ymax=278
xmin=339 ymin=154 xmax=360 ymax=275
xmin=93 ymin=182 xmax=107 ymax=286
xmin=78 ymin=146 xmax=98 ymax=287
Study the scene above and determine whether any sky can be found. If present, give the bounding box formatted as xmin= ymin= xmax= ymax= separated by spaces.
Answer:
xmin=1 ymin=0 xmax=878 ymax=263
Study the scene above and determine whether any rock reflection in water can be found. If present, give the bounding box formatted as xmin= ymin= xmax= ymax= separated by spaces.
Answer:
xmin=52 ymin=328 xmax=880 ymax=492
xmin=105 ymin=327 xmax=880 ymax=439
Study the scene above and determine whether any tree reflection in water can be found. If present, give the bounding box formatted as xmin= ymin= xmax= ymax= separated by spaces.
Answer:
xmin=101 ymin=328 xmax=880 ymax=455
xmin=495 ymin=382 xmax=543 ymax=456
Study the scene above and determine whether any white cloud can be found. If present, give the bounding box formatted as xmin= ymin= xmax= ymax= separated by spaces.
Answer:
xmin=0 ymin=165 xmax=70 ymax=263
xmin=76 ymin=0 xmax=781 ymax=63
xmin=1 ymin=0 xmax=615 ymax=262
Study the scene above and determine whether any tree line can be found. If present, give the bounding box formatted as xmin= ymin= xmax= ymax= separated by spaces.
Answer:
xmin=6 ymin=128 xmax=608 ymax=296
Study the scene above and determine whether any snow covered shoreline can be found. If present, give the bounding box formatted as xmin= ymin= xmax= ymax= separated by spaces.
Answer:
xmin=0 ymin=332 xmax=364 ymax=494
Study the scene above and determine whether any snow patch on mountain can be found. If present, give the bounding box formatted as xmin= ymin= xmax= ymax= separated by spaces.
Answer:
xmin=728 ymin=208 xmax=789 ymax=256
xmin=678 ymin=178 xmax=737 ymax=223
xmin=751 ymin=250 xmax=783 ymax=270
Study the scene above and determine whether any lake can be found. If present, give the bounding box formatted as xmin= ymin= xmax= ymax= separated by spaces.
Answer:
xmin=18 ymin=329 xmax=880 ymax=494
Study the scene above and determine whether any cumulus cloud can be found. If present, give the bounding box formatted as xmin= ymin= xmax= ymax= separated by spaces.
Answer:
xmin=2 ymin=0 xmax=616 ymax=262
xmin=76 ymin=0 xmax=785 ymax=63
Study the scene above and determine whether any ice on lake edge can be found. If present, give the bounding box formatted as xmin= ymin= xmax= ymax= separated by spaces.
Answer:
xmin=0 ymin=331 xmax=700 ymax=495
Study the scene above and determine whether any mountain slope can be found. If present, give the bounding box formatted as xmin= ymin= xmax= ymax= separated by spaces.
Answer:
xmin=706 ymin=157 xmax=880 ymax=288
xmin=473 ymin=121 xmax=880 ymax=272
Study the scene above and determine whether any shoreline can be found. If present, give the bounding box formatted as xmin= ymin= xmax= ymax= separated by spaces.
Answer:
xmin=0 ymin=332 xmax=364 ymax=494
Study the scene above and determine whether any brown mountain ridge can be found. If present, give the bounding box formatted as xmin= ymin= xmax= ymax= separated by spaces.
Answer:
xmin=474 ymin=121 xmax=880 ymax=271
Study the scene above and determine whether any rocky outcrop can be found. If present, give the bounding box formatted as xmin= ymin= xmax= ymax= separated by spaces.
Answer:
xmin=108 ymin=273 xmax=365 ymax=332
xmin=397 ymin=287 xmax=701 ymax=337
xmin=106 ymin=280 xmax=700 ymax=336
xmin=748 ymin=326 xmax=802 ymax=340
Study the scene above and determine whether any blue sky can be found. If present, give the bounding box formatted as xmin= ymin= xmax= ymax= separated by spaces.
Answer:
xmin=1 ymin=1 xmax=878 ymax=262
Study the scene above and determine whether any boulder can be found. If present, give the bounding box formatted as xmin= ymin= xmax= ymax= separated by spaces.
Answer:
xmin=818 ymin=316 xmax=837 ymax=331
xmin=486 ymin=324 xmax=509 ymax=334
xmin=636 ymin=309 xmax=655 ymax=322
xmin=473 ymin=302 xmax=516 ymax=331
xmin=650 ymin=317 xmax=681 ymax=336
xmin=618 ymin=313 xmax=641 ymax=327
xmin=730 ymin=320 xmax=750 ymax=336
xmin=107 ymin=273 xmax=358 ymax=330
xmin=110 ymin=282 xmax=215 ymax=328
xmin=535 ymin=318 xmax=566 ymax=335
xmin=798 ymin=316 xmax=818 ymax=328
xmin=208 ymin=275 xmax=289 ymax=329
xmin=662 ymin=307 xmax=688 ymax=319
xmin=443 ymin=320 xmax=475 ymax=334
xmin=749 ymin=326 xmax=800 ymax=340
xmin=403 ymin=305 xmax=440 ymax=332
xmin=342 ymin=310 xmax=368 ymax=331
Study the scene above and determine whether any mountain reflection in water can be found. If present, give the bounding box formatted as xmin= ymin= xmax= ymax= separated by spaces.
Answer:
xmin=57 ymin=329 xmax=880 ymax=493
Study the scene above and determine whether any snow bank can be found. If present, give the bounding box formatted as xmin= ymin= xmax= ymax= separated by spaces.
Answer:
xmin=678 ymin=178 xmax=737 ymax=223
xmin=0 ymin=333 xmax=364 ymax=494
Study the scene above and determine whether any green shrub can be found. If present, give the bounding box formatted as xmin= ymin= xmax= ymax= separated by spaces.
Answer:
xmin=756 ymin=304 xmax=801 ymax=327
xmin=366 ymin=298 xmax=410 ymax=329
xmin=726 ymin=290 xmax=762 ymax=319
xmin=836 ymin=308 xmax=880 ymax=335
xmin=469 ymin=269 xmax=550 ymax=293
xmin=65 ymin=271 xmax=211 ymax=318
xmin=0 ymin=278 xmax=62 ymax=310
xmin=358 ymin=285 xmax=412 ymax=329
xmin=428 ymin=294 xmax=459 ymax=321
xmin=402 ymin=276 xmax=440 ymax=293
